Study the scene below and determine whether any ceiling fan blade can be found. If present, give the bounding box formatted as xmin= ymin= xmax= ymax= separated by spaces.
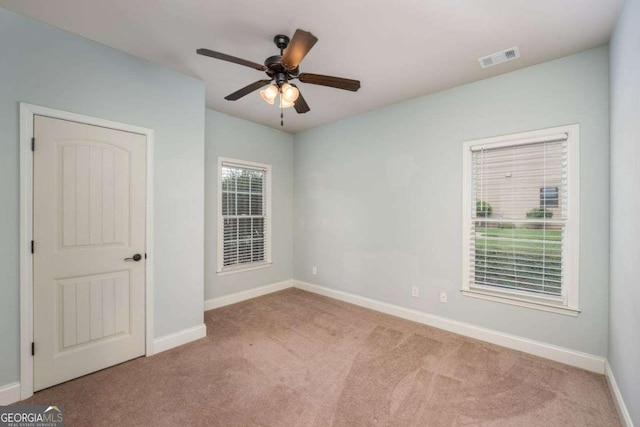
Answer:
xmin=298 ymin=73 xmax=361 ymax=92
xmin=291 ymin=84 xmax=310 ymax=114
xmin=225 ymin=79 xmax=273 ymax=101
xmin=281 ymin=29 xmax=318 ymax=70
xmin=197 ymin=48 xmax=267 ymax=71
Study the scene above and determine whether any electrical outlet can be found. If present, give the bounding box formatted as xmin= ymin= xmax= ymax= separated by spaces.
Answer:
xmin=440 ymin=292 xmax=448 ymax=303
xmin=312 ymin=266 xmax=317 ymax=275
xmin=411 ymin=286 xmax=419 ymax=298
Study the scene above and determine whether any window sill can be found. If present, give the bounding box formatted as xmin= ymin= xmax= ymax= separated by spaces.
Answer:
xmin=461 ymin=288 xmax=580 ymax=317
xmin=217 ymin=262 xmax=272 ymax=276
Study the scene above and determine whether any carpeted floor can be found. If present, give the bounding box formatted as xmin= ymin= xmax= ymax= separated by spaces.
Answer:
xmin=20 ymin=288 xmax=620 ymax=426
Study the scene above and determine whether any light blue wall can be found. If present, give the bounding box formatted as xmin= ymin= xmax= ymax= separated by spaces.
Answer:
xmin=609 ymin=0 xmax=640 ymax=423
xmin=205 ymin=110 xmax=294 ymax=299
xmin=0 ymin=8 xmax=205 ymax=386
xmin=294 ymin=47 xmax=610 ymax=357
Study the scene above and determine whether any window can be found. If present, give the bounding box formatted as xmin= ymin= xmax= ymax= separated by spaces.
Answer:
xmin=462 ymin=125 xmax=580 ymax=315
xmin=217 ymin=158 xmax=271 ymax=274
xmin=540 ymin=186 xmax=559 ymax=208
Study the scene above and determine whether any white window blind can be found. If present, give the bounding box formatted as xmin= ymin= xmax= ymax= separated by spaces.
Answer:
xmin=219 ymin=159 xmax=271 ymax=272
xmin=469 ymin=134 xmax=569 ymax=298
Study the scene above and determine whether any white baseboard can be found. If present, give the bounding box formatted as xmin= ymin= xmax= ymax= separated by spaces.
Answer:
xmin=606 ymin=361 xmax=635 ymax=427
xmin=0 ymin=382 xmax=21 ymax=406
xmin=152 ymin=324 xmax=207 ymax=355
xmin=204 ymin=279 xmax=294 ymax=311
xmin=294 ymin=280 xmax=606 ymax=374
xmin=0 ymin=326 xmax=208 ymax=401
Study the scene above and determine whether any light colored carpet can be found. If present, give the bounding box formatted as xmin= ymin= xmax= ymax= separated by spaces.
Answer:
xmin=20 ymin=288 xmax=620 ymax=426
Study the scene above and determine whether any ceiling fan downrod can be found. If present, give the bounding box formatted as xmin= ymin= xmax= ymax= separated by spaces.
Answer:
xmin=274 ymin=34 xmax=290 ymax=56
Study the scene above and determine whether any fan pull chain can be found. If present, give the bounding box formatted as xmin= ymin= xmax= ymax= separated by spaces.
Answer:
xmin=280 ymin=90 xmax=284 ymax=127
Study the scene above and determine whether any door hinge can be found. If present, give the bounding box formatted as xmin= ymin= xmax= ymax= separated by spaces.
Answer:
xmin=31 ymin=240 xmax=34 ymax=254
xmin=145 ymin=253 xmax=147 ymax=260
xmin=31 ymin=137 xmax=35 ymax=151
xmin=31 ymin=342 xmax=35 ymax=356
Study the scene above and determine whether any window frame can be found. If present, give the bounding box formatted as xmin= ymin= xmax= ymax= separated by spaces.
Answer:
xmin=461 ymin=125 xmax=580 ymax=316
xmin=217 ymin=157 xmax=272 ymax=275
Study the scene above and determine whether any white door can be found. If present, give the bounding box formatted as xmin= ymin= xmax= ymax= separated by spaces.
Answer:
xmin=33 ymin=115 xmax=147 ymax=391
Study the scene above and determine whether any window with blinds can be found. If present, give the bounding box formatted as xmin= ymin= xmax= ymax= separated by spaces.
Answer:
xmin=218 ymin=158 xmax=271 ymax=273
xmin=462 ymin=126 xmax=580 ymax=313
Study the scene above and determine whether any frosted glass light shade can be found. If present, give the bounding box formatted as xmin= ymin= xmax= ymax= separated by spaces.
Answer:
xmin=279 ymin=97 xmax=295 ymax=108
xmin=280 ymin=83 xmax=299 ymax=102
xmin=260 ymin=84 xmax=278 ymax=105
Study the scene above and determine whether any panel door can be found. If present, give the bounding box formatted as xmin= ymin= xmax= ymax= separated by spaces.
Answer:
xmin=33 ymin=115 xmax=146 ymax=391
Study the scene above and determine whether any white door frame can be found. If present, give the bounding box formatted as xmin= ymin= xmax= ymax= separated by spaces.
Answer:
xmin=19 ymin=103 xmax=155 ymax=399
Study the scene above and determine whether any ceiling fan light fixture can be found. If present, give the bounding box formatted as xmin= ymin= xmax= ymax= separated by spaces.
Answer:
xmin=260 ymin=84 xmax=278 ymax=105
xmin=280 ymin=83 xmax=300 ymax=102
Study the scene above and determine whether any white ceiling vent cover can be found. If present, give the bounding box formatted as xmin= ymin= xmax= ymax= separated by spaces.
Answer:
xmin=478 ymin=46 xmax=520 ymax=69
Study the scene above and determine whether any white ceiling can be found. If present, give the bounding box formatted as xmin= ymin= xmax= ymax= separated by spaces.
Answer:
xmin=1 ymin=0 xmax=623 ymax=133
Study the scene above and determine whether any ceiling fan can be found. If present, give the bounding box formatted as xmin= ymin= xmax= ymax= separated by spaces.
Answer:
xmin=197 ymin=29 xmax=360 ymax=124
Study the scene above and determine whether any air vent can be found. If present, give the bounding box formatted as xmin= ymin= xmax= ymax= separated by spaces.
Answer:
xmin=478 ymin=46 xmax=520 ymax=69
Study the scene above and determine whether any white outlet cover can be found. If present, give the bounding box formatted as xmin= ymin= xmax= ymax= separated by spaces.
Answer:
xmin=312 ymin=266 xmax=317 ymax=275
xmin=412 ymin=286 xmax=419 ymax=297
xmin=440 ymin=292 xmax=448 ymax=303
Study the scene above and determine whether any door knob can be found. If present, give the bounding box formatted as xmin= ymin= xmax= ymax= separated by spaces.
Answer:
xmin=124 ymin=254 xmax=142 ymax=262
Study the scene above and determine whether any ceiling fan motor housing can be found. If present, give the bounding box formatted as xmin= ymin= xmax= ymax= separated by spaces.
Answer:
xmin=264 ymin=54 xmax=299 ymax=85
xmin=264 ymin=55 xmax=284 ymax=72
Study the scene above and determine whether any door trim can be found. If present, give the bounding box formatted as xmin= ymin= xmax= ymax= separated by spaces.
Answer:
xmin=19 ymin=103 xmax=155 ymax=400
